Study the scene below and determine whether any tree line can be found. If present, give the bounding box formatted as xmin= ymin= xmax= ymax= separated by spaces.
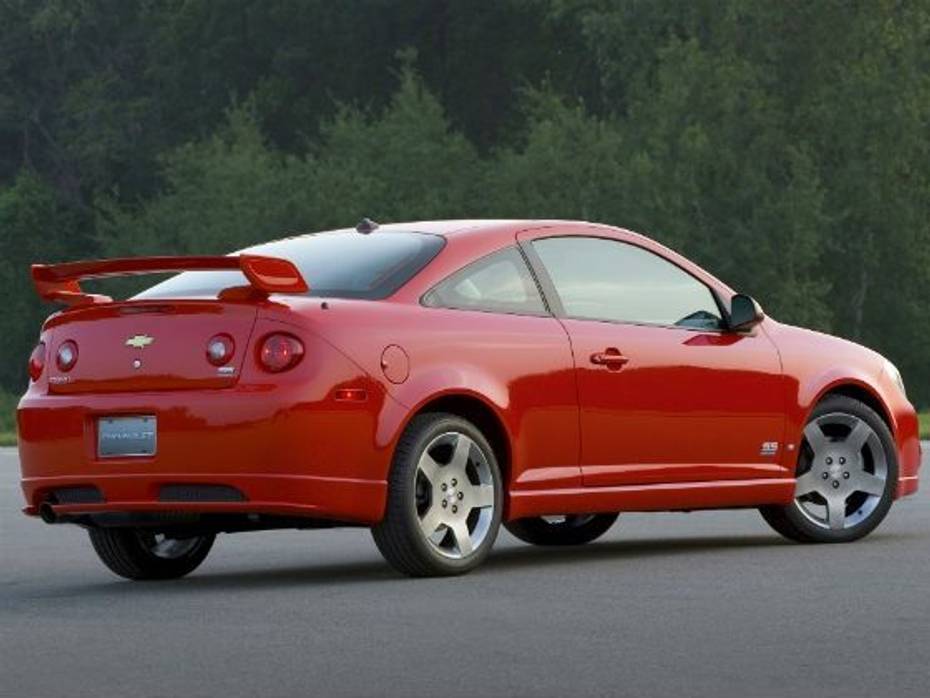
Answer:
xmin=1 ymin=0 xmax=928 ymax=406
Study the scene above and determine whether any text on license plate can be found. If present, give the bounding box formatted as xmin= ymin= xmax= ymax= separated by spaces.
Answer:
xmin=98 ymin=416 xmax=157 ymax=458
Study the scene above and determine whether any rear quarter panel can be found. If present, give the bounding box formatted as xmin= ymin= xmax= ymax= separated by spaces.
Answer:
xmin=272 ymin=299 xmax=581 ymax=493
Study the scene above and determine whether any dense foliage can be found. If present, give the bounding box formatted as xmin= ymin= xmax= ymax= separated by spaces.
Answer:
xmin=1 ymin=1 xmax=928 ymax=406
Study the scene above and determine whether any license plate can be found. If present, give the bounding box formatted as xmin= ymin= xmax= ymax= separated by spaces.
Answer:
xmin=98 ymin=416 xmax=157 ymax=458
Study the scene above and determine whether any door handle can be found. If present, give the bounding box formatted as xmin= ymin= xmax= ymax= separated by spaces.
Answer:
xmin=590 ymin=348 xmax=629 ymax=370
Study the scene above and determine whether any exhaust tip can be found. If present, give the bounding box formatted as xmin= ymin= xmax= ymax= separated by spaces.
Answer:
xmin=38 ymin=501 xmax=57 ymax=524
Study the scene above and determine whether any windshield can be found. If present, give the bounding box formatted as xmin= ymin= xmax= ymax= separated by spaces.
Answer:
xmin=134 ymin=231 xmax=445 ymax=300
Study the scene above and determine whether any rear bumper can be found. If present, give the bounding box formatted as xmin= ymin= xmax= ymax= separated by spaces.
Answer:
xmin=21 ymin=472 xmax=385 ymax=523
xmin=18 ymin=368 xmax=393 ymax=525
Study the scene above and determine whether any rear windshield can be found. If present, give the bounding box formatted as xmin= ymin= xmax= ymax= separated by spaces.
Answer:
xmin=135 ymin=231 xmax=445 ymax=300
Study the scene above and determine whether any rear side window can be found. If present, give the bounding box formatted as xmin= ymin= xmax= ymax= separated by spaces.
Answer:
xmin=135 ymin=232 xmax=445 ymax=300
xmin=422 ymin=247 xmax=547 ymax=315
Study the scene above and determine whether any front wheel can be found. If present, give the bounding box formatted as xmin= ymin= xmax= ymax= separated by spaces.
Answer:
xmin=88 ymin=528 xmax=215 ymax=580
xmin=372 ymin=413 xmax=503 ymax=577
xmin=760 ymin=394 xmax=898 ymax=543
xmin=505 ymin=513 xmax=619 ymax=546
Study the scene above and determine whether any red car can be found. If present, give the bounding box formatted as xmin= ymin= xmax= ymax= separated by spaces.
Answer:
xmin=17 ymin=220 xmax=921 ymax=578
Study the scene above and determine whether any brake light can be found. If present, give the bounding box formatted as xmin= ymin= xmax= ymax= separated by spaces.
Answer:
xmin=206 ymin=334 xmax=235 ymax=366
xmin=258 ymin=333 xmax=304 ymax=373
xmin=28 ymin=342 xmax=46 ymax=381
xmin=56 ymin=340 xmax=78 ymax=372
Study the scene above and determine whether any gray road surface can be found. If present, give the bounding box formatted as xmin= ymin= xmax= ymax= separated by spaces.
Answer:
xmin=2 ymin=446 xmax=928 ymax=697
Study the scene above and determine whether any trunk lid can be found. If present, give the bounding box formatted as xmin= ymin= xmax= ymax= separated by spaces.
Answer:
xmin=45 ymin=300 xmax=258 ymax=394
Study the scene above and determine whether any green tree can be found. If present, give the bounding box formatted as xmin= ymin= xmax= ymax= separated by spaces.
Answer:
xmin=486 ymin=89 xmax=627 ymax=222
xmin=0 ymin=172 xmax=89 ymax=391
xmin=311 ymin=62 xmax=482 ymax=225
xmin=98 ymin=105 xmax=308 ymax=258
xmin=0 ymin=0 xmax=927 ymax=408
xmin=98 ymin=65 xmax=480 ymax=257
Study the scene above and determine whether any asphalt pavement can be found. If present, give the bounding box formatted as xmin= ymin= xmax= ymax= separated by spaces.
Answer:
xmin=2 ymin=445 xmax=928 ymax=697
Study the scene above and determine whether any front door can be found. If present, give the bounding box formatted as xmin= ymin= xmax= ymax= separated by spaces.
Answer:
xmin=524 ymin=232 xmax=786 ymax=486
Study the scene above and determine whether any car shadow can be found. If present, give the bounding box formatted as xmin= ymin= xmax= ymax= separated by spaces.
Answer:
xmin=10 ymin=530 xmax=920 ymax=600
xmin=487 ymin=533 xmax=792 ymax=570
xmin=150 ymin=534 xmax=796 ymax=592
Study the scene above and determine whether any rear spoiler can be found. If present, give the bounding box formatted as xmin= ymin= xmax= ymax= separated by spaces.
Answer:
xmin=31 ymin=255 xmax=308 ymax=307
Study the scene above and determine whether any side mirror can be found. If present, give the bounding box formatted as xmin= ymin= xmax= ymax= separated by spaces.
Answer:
xmin=728 ymin=294 xmax=764 ymax=331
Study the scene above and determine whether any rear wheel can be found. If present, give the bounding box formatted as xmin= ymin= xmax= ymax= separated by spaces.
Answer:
xmin=372 ymin=413 xmax=503 ymax=577
xmin=88 ymin=528 xmax=215 ymax=580
xmin=760 ymin=395 xmax=898 ymax=543
xmin=505 ymin=513 xmax=619 ymax=546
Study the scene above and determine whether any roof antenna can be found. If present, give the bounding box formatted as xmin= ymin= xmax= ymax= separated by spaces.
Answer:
xmin=356 ymin=218 xmax=379 ymax=235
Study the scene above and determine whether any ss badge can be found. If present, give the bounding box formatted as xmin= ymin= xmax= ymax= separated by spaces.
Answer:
xmin=760 ymin=441 xmax=779 ymax=456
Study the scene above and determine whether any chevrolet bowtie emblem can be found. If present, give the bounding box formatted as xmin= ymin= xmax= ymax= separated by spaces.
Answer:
xmin=125 ymin=334 xmax=154 ymax=349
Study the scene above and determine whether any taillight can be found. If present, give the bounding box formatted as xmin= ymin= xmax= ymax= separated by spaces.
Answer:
xmin=206 ymin=333 xmax=235 ymax=366
xmin=258 ymin=333 xmax=304 ymax=373
xmin=56 ymin=340 xmax=78 ymax=372
xmin=28 ymin=342 xmax=46 ymax=381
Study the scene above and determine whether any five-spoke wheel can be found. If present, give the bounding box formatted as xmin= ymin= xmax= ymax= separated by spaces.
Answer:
xmin=760 ymin=394 xmax=898 ymax=543
xmin=415 ymin=431 xmax=497 ymax=559
xmin=373 ymin=413 xmax=502 ymax=576
xmin=793 ymin=413 xmax=888 ymax=530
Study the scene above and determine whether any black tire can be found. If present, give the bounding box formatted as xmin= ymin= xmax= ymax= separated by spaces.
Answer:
xmin=88 ymin=528 xmax=215 ymax=580
xmin=759 ymin=394 xmax=898 ymax=544
xmin=372 ymin=413 xmax=503 ymax=577
xmin=505 ymin=513 xmax=619 ymax=546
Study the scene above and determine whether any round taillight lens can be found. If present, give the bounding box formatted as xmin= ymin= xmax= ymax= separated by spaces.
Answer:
xmin=258 ymin=333 xmax=304 ymax=373
xmin=56 ymin=340 xmax=78 ymax=372
xmin=206 ymin=334 xmax=235 ymax=366
xmin=28 ymin=341 xmax=46 ymax=381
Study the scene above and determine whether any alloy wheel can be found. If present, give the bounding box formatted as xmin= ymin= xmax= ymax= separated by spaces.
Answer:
xmin=793 ymin=412 xmax=888 ymax=531
xmin=414 ymin=431 xmax=496 ymax=559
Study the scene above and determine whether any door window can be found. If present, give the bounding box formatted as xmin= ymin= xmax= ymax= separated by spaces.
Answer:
xmin=532 ymin=237 xmax=723 ymax=329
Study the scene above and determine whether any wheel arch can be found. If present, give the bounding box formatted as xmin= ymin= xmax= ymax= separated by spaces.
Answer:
xmin=378 ymin=389 xmax=513 ymax=487
xmin=412 ymin=392 xmax=511 ymax=483
xmin=810 ymin=380 xmax=895 ymax=434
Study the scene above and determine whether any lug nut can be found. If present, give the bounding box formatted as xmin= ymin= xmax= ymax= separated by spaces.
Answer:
xmin=451 ymin=505 xmax=458 ymax=513
xmin=843 ymin=472 xmax=850 ymax=479
xmin=441 ymin=483 xmax=447 ymax=491
xmin=451 ymin=478 xmax=457 ymax=487
xmin=839 ymin=457 xmax=846 ymax=465
xmin=457 ymin=492 xmax=464 ymax=500
xmin=826 ymin=457 xmax=833 ymax=465
xmin=442 ymin=501 xmax=448 ymax=508
xmin=832 ymin=481 xmax=840 ymax=489
xmin=822 ymin=472 xmax=829 ymax=479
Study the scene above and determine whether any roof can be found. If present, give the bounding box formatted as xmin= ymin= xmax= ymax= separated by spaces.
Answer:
xmin=383 ymin=220 xmax=530 ymax=235
xmin=300 ymin=219 xmax=615 ymax=238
